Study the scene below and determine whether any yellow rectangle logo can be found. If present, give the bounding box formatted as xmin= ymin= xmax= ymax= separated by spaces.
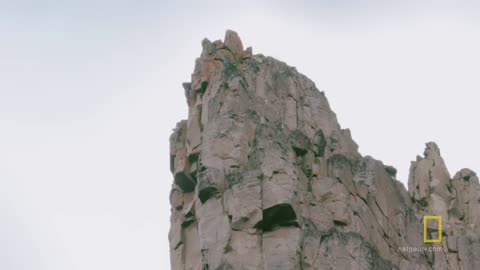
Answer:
xmin=423 ymin=215 xmax=442 ymax=243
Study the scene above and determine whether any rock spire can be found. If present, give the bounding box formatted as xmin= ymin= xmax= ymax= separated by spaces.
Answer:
xmin=168 ymin=30 xmax=480 ymax=270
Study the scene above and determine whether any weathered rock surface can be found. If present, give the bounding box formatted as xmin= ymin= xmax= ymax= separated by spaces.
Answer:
xmin=168 ymin=30 xmax=480 ymax=269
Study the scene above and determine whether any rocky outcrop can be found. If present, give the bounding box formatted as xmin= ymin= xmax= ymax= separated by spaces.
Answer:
xmin=168 ymin=30 xmax=480 ymax=269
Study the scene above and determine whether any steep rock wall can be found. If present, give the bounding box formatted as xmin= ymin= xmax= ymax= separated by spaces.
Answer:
xmin=168 ymin=31 xmax=480 ymax=270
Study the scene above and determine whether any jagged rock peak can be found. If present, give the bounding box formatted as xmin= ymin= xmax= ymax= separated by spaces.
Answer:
xmin=454 ymin=168 xmax=477 ymax=181
xmin=409 ymin=142 xmax=450 ymax=218
xmin=424 ymin=141 xmax=441 ymax=159
xmin=224 ymin=30 xmax=244 ymax=57
xmin=168 ymin=31 xmax=480 ymax=270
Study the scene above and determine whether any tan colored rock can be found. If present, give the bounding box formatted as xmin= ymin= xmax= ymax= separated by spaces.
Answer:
xmin=408 ymin=142 xmax=450 ymax=219
xmin=262 ymin=227 xmax=301 ymax=269
xmin=223 ymin=170 xmax=262 ymax=230
xmin=450 ymin=169 xmax=480 ymax=233
xmin=224 ymin=30 xmax=244 ymax=59
xmin=168 ymin=31 xmax=480 ymax=270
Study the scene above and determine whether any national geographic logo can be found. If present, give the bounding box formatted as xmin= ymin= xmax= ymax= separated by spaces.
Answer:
xmin=398 ymin=215 xmax=445 ymax=253
xmin=423 ymin=215 xmax=442 ymax=243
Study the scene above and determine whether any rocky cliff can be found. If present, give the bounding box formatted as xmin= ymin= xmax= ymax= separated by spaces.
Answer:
xmin=168 ymin=30 xmax=480 ymax=270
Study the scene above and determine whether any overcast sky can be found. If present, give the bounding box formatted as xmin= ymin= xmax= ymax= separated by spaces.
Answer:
xmin=1 ymin=1 xmax=479 ymax=269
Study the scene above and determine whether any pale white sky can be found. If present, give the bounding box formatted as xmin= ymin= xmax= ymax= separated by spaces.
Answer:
xmin=1 ymin=1 xmax=479 ymax=269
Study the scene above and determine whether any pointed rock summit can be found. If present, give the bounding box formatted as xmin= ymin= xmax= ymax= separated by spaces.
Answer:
xmin=224 ymin=30 xmax=244 ymax=58
xmin=168 ymin=31 xmax=480 ymax=270
xmin=409 ymin=142 xmax=451 ymax=218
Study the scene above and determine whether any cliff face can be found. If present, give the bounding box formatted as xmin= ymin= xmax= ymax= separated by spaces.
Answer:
xmin=168 ymin=30 xmax=480 ymax=270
